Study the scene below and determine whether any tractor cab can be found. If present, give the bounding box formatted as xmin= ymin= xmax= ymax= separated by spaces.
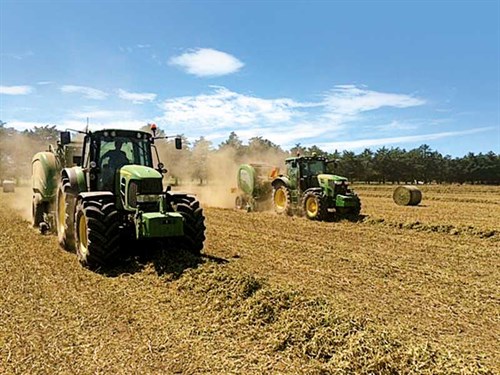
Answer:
xmin=285 ymin=156 xmax=329 ymax=192
xmin=81 ymin=130 xmax=156 ymax=192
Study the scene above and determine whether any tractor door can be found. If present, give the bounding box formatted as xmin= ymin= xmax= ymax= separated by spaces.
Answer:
xmin=300 ymin=160 xmax=324 ymax=191
xmin=81 ymin=135 xmax=97 ymax=191
xmin=286 ymin=160 xmax=299 ymax=190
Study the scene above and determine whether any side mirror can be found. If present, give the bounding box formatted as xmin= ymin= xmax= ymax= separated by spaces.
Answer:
xmin=175 ymin=137 xmax=182 ymax=150
xmin=60 ymin=131 xmax=71 ymax=145
xmin=157 ymin=162 xmax=167 ymax=174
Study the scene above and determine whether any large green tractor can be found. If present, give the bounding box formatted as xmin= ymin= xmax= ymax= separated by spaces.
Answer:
xmin=271 ymin=155 xmax=361 ymax=221
xmin=32 ymin=127 xmax=205 ymax=269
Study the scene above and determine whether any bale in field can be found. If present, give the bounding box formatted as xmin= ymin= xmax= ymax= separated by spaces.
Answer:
xmin=393 ymin=185 xmax=422 ymax=206
xmin=2 ymin=180 xmax=15 ymax=193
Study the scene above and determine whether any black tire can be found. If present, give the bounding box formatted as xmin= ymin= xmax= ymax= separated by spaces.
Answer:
xmin=273 ymin=185 xmax=292 ymax=215
xmin=75 ymin=197 xmax=120 ymax=270
xmin=352 ymin=199 xmax=362 ymax=216
xmin=32 ymin=193 xmax=45 ymax=227
xmin=303 ymin=190 xmax=327 ymax=221
xmin=173 ymin=195 xmax=206 ymax=255
xmin=56 ymin=177 xmax=76 ymax=251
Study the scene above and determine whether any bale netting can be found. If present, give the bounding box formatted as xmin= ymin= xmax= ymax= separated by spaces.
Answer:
xmin=2 ymin=180 xmax=15 ymax=193
xmin=393 ymin=185 xmax=422 ymax=206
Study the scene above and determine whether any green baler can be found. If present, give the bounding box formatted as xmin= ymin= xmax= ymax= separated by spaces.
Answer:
xmin=235 ymin=163 xmax=277 ymax=211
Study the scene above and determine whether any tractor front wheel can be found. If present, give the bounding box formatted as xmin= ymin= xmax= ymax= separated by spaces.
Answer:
xmin=174 ymin=196 xmax=206 ymax=255
xmin=75 ymin=198 xmax=120 ymax=270
xmin=303 ymin=191 xmax=327 ymax=221
xmin=273 ymin=186 xmax=292 ymax=215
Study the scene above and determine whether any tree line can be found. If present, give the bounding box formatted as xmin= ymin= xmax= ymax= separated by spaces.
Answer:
xmin=0 ymin=123 xmax=498 ymax=185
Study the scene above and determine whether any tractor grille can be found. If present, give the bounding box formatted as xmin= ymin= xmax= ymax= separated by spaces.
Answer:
xmin=139 ymin=178 xmax=163 ymax=194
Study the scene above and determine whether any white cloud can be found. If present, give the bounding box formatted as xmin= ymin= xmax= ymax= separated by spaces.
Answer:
xmin=71 ymin=110 xmax=133 ymax=120
xmin=57 ymin=119 xmax=148 ymax=132
xmin=117 ymin=89 xmax=157 ymax=104
xmin=60 ymin=85 xmax=108 ymax=100
xmin=316 ymin=127 xmax=495 ymax=152
xmin=323 ymin=85 xmax=425 ymax=116
xmin=157 ymin=86 xmax=304 ymax=129
xmin=0 ymin=51 xmax=34 ymax=60
xmin=0 ymin=85 xmax=34 ymax=95
xmin=375 ymin=120 xmax=418 ymax=132
xmin=169 ymin=48 xmax=244 ymax=77
xmin=156 ymin=85 xmax=425 ymax=147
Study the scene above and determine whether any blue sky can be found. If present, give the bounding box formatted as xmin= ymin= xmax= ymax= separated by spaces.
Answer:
xmin=1 ymin=0 xmax=499 ymax=156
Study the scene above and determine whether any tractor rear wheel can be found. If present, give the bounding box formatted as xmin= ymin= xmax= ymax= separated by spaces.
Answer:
xmin=173 ymin=195 xmax=206 ymax=255
xmin=56 ymin=178 xmax=76 ymax=251
xmin=273 ymin=186 xmax=292 ymax=215
xmin=75 ymin=197 xmax=120 ymax=270
xmin=303 ymin=191 xmax=327 ymax=221
xmin=32 ymin=193 xmax=45 ymax=227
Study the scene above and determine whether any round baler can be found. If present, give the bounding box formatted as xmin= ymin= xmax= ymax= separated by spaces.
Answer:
xmin=235 ymin=163 xmax=277 ymax=211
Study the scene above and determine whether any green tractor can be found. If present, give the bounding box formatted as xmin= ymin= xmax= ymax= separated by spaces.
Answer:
xmin=32 ymin=127 xmax=205 ymax=269
xmin=271 ymin=155 xmax=361 ymax=221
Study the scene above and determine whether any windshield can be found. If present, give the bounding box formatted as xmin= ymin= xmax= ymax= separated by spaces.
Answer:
xmin=99 ymin=136 xmax=153 ymax=168
xmin=302 ymin=160 xmax=326 ymax=175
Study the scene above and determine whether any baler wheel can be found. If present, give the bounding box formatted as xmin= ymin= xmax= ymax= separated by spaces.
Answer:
xmin=56 ymin=178 xmax=76 ymax=252
xmin=32 ymin=193 xmax=45 ymax=227
xmin=235 ymin=195 xmax=246 ymax=210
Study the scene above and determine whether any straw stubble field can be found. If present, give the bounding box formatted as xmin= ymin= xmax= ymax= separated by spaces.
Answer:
xmin=0 ymin=185 xmax=499 ymax=374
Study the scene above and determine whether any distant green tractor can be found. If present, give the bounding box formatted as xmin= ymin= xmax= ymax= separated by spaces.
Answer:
xmin=271 ymin=155 xmax=361 ymax=220
xmin=32 ymin=127 xmax=205 ymax=269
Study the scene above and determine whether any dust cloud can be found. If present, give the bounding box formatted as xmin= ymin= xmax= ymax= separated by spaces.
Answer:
xmin=164 ymin=146 xmax=287 ymax=209
xmin=1 ymin=129 xmax=289 ymax=217
xmin=5 ymin=187 xmax=33 ymax=222
xmin=0 ymin=131 xmax=51 ymax=223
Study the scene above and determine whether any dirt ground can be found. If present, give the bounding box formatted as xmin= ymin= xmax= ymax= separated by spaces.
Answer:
xmin=0 ymin=185 xmax=498 ymax=373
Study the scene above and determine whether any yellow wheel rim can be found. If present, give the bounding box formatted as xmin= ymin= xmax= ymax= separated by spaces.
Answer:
xmin=306 ymin=197 xmax=318 ymax=216
xmin=274 ymin=189 xmax=286 ymax=210
xmin=57 ymin=191 xmax=66 ymax=234
xmin=78 ymin=215 xmax=88 ymax=256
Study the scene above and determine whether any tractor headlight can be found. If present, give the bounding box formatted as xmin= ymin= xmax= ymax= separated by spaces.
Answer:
xmin=128 ymin=180 xmax=139 ymax=208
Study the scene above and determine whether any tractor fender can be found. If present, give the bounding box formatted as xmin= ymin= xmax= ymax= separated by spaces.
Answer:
xmin=271 ymin=177 xmax=291 ymax=189
xmin=61 ymin=167 xmax=86 ymax=196
xmin=77 ymin=191 xmax=114 ymax=202
xmin=304 ymin=187 xmax=323 ymax=195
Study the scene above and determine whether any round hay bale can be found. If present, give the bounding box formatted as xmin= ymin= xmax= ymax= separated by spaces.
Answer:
xmin=393 ymin=185 xmax=422 ymax=206
xmin=2 ymin=180 xmax=15 ymax=193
